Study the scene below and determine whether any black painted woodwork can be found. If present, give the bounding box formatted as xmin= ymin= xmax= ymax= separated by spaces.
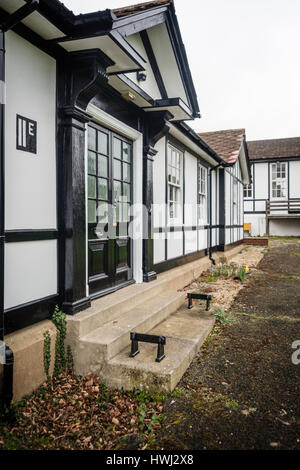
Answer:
xmin=219 ymin=168 xmax=225 ymax=248
xmin=143 ymin=110 xmax=172 ymax=282
xmin=87 ymin=123 xmax=133 ymax=298
xmin=57 ymin=50 xmax=113 ymax=315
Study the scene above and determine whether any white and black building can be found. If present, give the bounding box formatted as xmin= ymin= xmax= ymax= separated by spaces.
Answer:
xmin=0 ymin=0 xmax=251 ymax=351
xmin=244 ymin=137 xmax=300 ymax=236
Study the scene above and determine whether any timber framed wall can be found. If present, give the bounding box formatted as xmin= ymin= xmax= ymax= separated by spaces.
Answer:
xmin=4 ymin=30 xmax=59 ymax=334
xmin=152 ymin=134 xmax=219 ymax=274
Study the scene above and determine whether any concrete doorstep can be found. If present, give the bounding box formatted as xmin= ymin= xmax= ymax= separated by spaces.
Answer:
xmin=67 ymin=244 xmax=243 ymax=393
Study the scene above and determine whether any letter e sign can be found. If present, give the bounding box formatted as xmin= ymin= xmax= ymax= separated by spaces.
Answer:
xmin=16 ymin=114 xmax=37 ymax=154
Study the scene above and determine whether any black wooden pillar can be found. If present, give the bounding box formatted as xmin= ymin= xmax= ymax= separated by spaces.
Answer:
xmin=143 ymin=144 xmax=157 ymax=282
xmin=57 ymin=50 xmax=112 ymax=314
xmin=219 ymin=167 xmax=225 ymax=250
xmin=143 ymin=111 xmax=172 ymax=282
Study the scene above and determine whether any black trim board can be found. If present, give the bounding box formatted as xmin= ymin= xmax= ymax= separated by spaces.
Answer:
xmin=154 ymin=248 xmax=207 ymax=275
xmin=5 ymin=230 xmax=59 ymax=243
xmin=140 ymin=29 xmax=168 ymax=99
xmin=4 ymin=294 xmax=60 ymax=335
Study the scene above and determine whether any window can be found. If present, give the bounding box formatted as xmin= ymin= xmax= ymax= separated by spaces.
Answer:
xmin=271 ymin=162 xmax=287 ymax=198
xmin=198 ymin=164 xmax=207 ymax=221
xmin=167 ymin=144 xmax=182 ymax=220
xmin=233 ymin=179 xmax=238 ymax=224
xmin=243 ymin=183 xmax=252 ymax=198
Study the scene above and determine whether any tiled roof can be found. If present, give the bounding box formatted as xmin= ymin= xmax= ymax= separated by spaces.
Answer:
xmin=198 ymin=129 xmax=245 ymax=164
xmin=247 ymin=137 xmax=300 ymax=160
xmin=113 ymin=0 xmax=172 ymax=17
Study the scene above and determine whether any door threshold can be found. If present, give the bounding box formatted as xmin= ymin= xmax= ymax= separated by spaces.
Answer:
xmin=89 ymin=279 xmax=136 ymax=301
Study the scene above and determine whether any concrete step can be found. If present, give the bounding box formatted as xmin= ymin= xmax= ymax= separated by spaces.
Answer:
xmin=75 ymin=290 xmax=186 ymax=376
xmin=100 ymin=304 xmax=215 ymax=393
xmin=67 ymin=245 xmax=244 ymax=341
xmin=67 ymin=280 xmax=169 ymax=339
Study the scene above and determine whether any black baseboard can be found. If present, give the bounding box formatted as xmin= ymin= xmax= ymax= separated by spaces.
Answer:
xmin=154 ymin=249 xmax=207 ymax=274
xmin=217 ymin=239 xmax=243 ymax=252
xmin=4 ymin=294 xmax=60 ymax=335
xmin=62 ymin=297 xmax=91 ymax=315
xmin=143 ymin=271 xmax=157 ymax=282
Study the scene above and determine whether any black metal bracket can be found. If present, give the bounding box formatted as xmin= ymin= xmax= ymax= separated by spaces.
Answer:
xmin=130 ymin=332 xmax=166 ymax=362
xmin=187 ymin=293 xmax=211 ymax=311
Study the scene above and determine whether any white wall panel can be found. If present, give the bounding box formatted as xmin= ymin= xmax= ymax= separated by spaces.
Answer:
xmin=184 ymin=152 xmax=198 ymax=226
xmin=270 ymin=219 xmax=300 ymax=236
xmin=147 ymin=23 xmax=188 ymax=105
xmin=167 ymin=232 xmax=183 ymax=259
xmin=5 ymin=31 xmax=57 ymax=230
xmin=4 ymin=240 xmax=57 ymax=310
xmin=153 ymin=233 xmax=166 ymax=264
xmin=244 ymin=214 xmax=266 ymax=236
xmin=254 ymin=163 xmax=268 ymax=200
xmin=126 ymin=33 xmax=162 ymax=100
xmin=153 ymin=137 xmax=166 ymax=227
xmin=289 ymin=161 xmax=300 ymax=199
xmin=185 ymin=230 xmax=197 ymax=254
xmin=198 ymin=229 xmax=207 ymax=251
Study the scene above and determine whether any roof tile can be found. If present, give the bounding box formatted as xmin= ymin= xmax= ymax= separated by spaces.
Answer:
xmin=113 ymin=0 xmax=172 ymax=17
xmin=247 ymin=137 xmax=300 ymax=160
xmin=198 ymin=129 xmax=245 ymax=164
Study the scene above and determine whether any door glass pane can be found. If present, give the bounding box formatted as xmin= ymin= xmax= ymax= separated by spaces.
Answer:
xmin=114 ymin=159 xmax=121 ymax=180
xmin=98 ymin=178 xmax=108 ymax=200
xmin=122 ymin=203 xmax=130 ymax=222
xmin=123 ymin=163 xmax=130 ymax=182
xmin=122 ymin=142 xmax=131 ymax=162
xmin=88 ymin=151 xmax=96 ymax=175
xmin=113 ymin=138 xmax=122 ymax=159
xmin=98 ymin=155 xmax=108 ymax=178
xmin=114 ymin=180 xmax=121 ymax=204
xmin=98 ymin=131 xmax=108 ymax=155
xmin=88 ymin=200 xmax=96 ymax=223
xmin=116 ymin=203 xmax=122 ymax=222
xmin=98 ymin=202 xmax=108 ymax=223
xmin=88 ymin=127 xmax=96 ymax=151
xmin=123 ymin=183 xmax=131 ymax=202
xmin=88 ymin=176 xmax=96 ymax=198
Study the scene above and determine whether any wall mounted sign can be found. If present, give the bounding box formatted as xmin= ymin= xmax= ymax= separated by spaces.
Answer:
xmin=16 ymin=114 xmax=37 ymax=154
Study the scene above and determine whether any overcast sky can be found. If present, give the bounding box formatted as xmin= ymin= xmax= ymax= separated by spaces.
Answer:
xmin=62 ymin=0 xmax=300 ymax=141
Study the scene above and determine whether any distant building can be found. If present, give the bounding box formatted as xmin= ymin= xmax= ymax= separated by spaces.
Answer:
xmin=244 ymin=137 xmax=300 ymax=236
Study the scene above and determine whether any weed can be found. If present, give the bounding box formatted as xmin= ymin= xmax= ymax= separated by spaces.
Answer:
xmin=225 ymin=399 xmax=239 ymax=410
xmin=238 ymin=266 xmax=246 ymax=283
xmin=213 ymin=308 xmax=236 ymax=325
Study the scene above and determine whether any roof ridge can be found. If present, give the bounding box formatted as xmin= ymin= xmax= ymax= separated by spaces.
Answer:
xmin=247 ymin=136 xmax=300 ymax=144
xmin=113 ymin=0 xmax=172 ymax=17
xmin=198 ymin=128 xmax=245 ymax=135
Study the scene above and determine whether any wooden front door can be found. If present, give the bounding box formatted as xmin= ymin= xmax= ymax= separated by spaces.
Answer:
xmin=87 ymin=123 xmax=133 ymax=298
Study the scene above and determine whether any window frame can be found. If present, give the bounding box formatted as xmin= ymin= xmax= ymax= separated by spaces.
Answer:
xmin=243 ymin=183 xmax=252 ymax=199
xmin=271 ymin=162 xmax=287 ymax=199
xmin=198 ymin=163 xmax=207 ymax=223
xmin=167 ymin=143 xmax=183 ymax=224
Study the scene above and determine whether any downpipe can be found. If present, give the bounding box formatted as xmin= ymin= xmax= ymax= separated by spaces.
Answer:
xmin=208 ymin=164 xmax=222 ymax=266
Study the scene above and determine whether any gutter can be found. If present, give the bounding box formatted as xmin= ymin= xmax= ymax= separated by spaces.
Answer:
xmin=0 ymin=0 xmax=39 ymax=414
